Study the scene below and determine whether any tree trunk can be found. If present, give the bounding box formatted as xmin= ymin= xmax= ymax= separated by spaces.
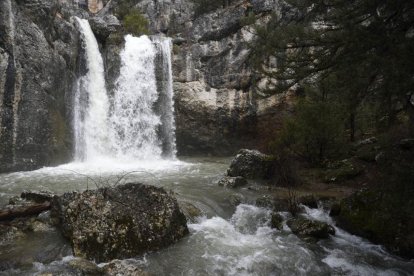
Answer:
xmin=0 ymin=202 xmax=51 ymax=221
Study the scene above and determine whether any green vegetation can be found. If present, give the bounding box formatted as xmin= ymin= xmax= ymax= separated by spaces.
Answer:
xmin=123 ymin=9 xmax=149 ymax=36
xmin=114 ymin=0 xmax=149 ymax=36
xmin=252 ymin=0 xmax=414 ymax=164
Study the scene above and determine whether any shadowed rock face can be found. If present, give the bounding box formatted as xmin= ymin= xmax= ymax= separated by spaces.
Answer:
xmin=51 ymin=183 xmax=189 ymax=263
xmin=132 ymin=0 xmax=297 ymax=155
xmin=0 ymin=0 xmax=88 ymax=173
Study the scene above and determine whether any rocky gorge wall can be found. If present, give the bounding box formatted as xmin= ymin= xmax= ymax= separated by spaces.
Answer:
xmin=132 ymin=0 xmax=297 ymax=155
xmin=0 ymin=0 xmax=295 ymax=172
xmin=0 ymin=0 xmax=92 ymax=173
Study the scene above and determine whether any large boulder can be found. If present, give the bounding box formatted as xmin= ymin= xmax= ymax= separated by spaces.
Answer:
xmin=227 ymin=149 xmax=275 ymax=179
xmin=51 ymin=183 xmax=189 ymax=262
xmin=287 ymin=217 xmax=335 ymax=240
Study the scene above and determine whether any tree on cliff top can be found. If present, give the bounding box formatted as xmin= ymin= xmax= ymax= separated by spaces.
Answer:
xmin=251 ymin=0 xmax=414 ymax=141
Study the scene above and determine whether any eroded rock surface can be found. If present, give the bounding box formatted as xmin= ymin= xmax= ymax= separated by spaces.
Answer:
xmin=227 ymin=149 xmax=275 ymax=179
xmin=51 ymin=183 xmax=189 ymax=262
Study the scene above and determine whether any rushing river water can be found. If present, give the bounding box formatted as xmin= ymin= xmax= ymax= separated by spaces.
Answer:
xmin=0 ymin=157 xmax=413 ymax=276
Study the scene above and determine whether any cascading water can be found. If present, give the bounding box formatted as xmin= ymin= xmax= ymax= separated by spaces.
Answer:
xmin=74 ymin=18 xmax=110 ymax=161
xmin=109 ymin=35 xmax=162 ymax=160
xmin=153 ymin=37 xmax=177 ymax=158
xmin=73 ymin=21 xmax=177 ymax=162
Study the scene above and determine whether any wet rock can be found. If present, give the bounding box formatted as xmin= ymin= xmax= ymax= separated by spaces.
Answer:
xmin=255 ymin=195 xmax=274 ymax=208
xmin=329 ymin=202 xmax=341 ymax=217
xmin=398 ymin=138 xmax=414 ymax=150
xmin=270 ymin=213 xmax=284 ymax=230
xmin=178 ymin=201 xmax=202 ymax=222
xmin=21 ymin=190 xmax=54 ymax=203
xmin=228 ymin=193 xmax=245 ymax=206
xmin=102 ymin=259 xmax=150 ymax=276
xmin=89 ymin=14 xmax=122 ymax=44
xmin=337 ymin=188 xmax=414 ymax=259
xmin=324 ymin=159 xmax=364 ymax=183
xmin=297 ymin=195 xmax=318 ymax=209
xmin=356 ymin=137 xmax=378 ymax=147
xmin=287 ymin=217 xmax=335 ymax=240
xmin=227 ymin=149 xmax=275 ymax=179
xmin=355 ymin=146 xmax=379 ymax=162
xmin=51 ymin=183 xmax=189 ymax=262
xmin=68 ymin=258 xmax=103 ymax=275
xmin=218 ymin=176 xmax=248 ymax=188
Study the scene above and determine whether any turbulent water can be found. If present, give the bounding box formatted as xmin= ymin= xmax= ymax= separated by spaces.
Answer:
xmin=0 ymin=158 xmax=413 ymax=275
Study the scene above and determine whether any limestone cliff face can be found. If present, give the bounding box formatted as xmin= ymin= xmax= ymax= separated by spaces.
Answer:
xmin=0 ymin=0 xmax=87 ymax=172
xmin=0 ymin=0 xmax=296 ymax=172
xmin=135 ymin=0 xmax=296 ymax=155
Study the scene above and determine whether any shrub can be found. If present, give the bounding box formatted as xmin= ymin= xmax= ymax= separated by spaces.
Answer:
xmin=271 ymin=93 xmax=346 ymax=165
xmin=123 ymin=8 xmax=149 ymax=36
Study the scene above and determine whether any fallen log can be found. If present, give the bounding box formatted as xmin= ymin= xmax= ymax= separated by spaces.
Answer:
xmin=0 ymin=202 xmax=51 ymax=221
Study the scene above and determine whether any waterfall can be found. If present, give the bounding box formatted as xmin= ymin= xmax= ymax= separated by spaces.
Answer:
xmin=74 ymin=18 xmax=110 ymax=161
xmin=153 ymin=37 xmax=177 ymax=158
xmin=109 ymin=35 xmax=162 ymax=160
xmin=74 ymin=20 xmax=176 ymax=163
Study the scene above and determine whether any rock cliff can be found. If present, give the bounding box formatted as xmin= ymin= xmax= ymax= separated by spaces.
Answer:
xmin=133 ymin=0 xmax=296 ymax=155
xmin=0 ymin=0 xmax=88 ymax=172
xmin=0 ymin=0 xmax=295 ymax=172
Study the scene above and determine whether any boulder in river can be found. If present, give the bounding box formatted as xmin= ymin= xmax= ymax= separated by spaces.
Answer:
xmin=51 ymin=183 xmax=189 ymax=262
xmin=218 ymin=176 xmax=248 ymax=188
xmin=227 ymin=149 xmax=275 ymax=179
xmin=287 ymin=217 xmax=335 ymax=240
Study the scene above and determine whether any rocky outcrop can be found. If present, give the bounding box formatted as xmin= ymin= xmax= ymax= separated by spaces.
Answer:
xmin=51 ymin=183 xmax=189 ymax=262
xmin=287 ymin=217 xmax=335 ymax=240
xmin=0 ymin=0 xmax=88 ymax=173
xmin=227 ymin=149 xmax=275 ymax=179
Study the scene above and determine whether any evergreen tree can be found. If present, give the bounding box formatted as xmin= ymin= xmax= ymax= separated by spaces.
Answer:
xmin=251 ymin=0 xmax=414 ymax=139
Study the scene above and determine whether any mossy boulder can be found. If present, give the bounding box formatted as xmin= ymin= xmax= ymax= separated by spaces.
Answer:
xmin=324 ymin=159 xmax=364 ymax=183
xmin=287 ymin=217 xmax=335 ymax=240
xmin=51 ymin=183 xmax=189 ymax=262
xmin=337 ymin=188 xmax=414 ymax=259
xmin=270 ymin=213 xmax=284 ymax=230
xmin=227 ymin=149 xmax=275 ymax=179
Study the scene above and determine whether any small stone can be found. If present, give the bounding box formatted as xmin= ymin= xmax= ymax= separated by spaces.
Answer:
xmin=218 ymin=176 xmax=248 ymax=188
xmin=298 ymin=195 xmax=318 ymax=209
xmin=255 ymin=195 xmax=274 ymax=208
xmin=287 ymin=217 xmax=335 ymax=240
xmin=228 ymin=194 xmax=244 ymax=206
xmin=270 ymin=213 xmax=284 ymax=230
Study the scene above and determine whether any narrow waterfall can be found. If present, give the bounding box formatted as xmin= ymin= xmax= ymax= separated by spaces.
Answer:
xmin=153 ymin=37 xmax=177 ymax=158
xmin=109 ymin=35 xmax=162 ymax=160
xmin=74 ymin=21 xmax=176 ymax=162
xmin=74 ymin=18 xmax=110 ymax=161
